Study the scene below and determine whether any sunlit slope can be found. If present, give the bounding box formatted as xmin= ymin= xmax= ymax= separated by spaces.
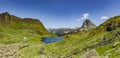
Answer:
xmin=43 ymin=16 xmax=120 ymax=58
xmin=0 ymin=12 xmax=50 ymax=44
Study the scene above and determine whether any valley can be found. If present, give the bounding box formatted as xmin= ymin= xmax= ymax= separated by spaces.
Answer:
xmin=0 ymin=0 xmax=120 ymax=58
xmin=0 ymin=12 xmax=120 ymax=58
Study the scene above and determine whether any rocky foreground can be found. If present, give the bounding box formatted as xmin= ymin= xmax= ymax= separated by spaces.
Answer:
xmin=0 ymin=43 xmax=29 ymax=58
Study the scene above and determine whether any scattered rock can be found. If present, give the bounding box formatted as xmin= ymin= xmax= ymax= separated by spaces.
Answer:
xmin=113 ymin=42 xmax=119 ymax=48
xmin=81 ymin=49 xmax=100 ymax=58
xmin=0 ymin=43 xmax=29 ymax=58
xmin=116 ymin=31 xmax=120 ymax=36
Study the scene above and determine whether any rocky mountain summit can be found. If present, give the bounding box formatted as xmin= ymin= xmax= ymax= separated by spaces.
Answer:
xmin=79 ymin=19 xmax=96 ymax=31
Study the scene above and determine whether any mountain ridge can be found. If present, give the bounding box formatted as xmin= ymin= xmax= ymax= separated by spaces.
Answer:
xmin=0 ymin=12 xmax=50 ymax=44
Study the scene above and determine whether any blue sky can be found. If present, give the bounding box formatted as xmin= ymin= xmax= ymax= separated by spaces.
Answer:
xmin=0 ymin=0 xmax=120 ymax=28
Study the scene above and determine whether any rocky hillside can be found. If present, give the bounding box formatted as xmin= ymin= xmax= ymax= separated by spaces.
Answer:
xmin=79 ymin=19 xmax=96 ymax=31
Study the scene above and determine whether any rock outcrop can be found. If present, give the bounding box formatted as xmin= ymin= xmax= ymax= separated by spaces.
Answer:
xmin=79 ymin=19 xmax=96 ymax=31
xmin=81 ymin=49 xmax=100 ymax=58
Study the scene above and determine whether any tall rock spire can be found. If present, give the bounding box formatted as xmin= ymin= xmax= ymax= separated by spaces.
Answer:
xmin=79 ymin=19 xmax=96 ymax=31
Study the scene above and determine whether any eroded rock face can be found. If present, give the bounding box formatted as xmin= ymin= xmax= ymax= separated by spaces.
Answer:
xmin=81 ymin=49 xmax=100 ymax=58
xmin=79 ymin=19 xmax=96 ymax=31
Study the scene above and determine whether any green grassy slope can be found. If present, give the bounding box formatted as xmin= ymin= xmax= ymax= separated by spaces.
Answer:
xmin=0 ymin=12 xmax=51 ymax=44
xmin=0 ymin=12 xmax=52 ymax=58
xmin=43 ymin=16 xmax=120 ymax=58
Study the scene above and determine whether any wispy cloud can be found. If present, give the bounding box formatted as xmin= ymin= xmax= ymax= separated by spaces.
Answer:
xmin=101 ymin=16 xmax=109 ymax=20
xmin=77 ymin=13 xmax=89 ymax=21
xmin=81 ymin=13 xmax=89 ymax=19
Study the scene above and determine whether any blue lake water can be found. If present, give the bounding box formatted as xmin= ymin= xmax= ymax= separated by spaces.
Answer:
xmin=42 ymin=37 xmax=64 ymax=44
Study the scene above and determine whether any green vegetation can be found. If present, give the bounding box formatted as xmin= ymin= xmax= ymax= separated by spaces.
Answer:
xmin=0 ymin=12 xmax=51 ymax=44
xmin=0 ymin=12 xmax=51 ymax=58
xmin=43 ymin=16 xmax=120 ymax=58
xmin=0 ymin=12 xmax=120 ymax=58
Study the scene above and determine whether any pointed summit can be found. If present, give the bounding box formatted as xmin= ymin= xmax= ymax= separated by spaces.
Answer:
xmin=79 ymin=19 xmax=96 ymax=31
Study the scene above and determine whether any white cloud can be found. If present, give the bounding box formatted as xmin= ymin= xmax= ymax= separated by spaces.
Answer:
xmin=101 ymin=16 xmax=109 ymax=20
xmin=77 ymin=13 xmax=89 ymax=21
xmin=82 ymin=13 xmax=89 ymax=19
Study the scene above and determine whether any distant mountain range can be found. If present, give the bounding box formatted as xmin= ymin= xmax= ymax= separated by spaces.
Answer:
xmin=48 ymin=19 xmax=96 ymax=36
